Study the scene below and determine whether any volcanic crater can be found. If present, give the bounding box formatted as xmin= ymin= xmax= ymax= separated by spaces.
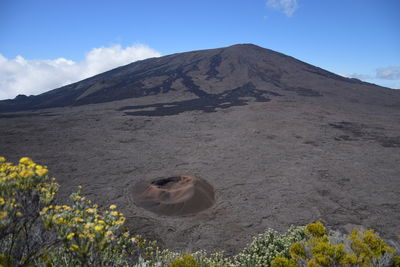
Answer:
xmin=131 ymin=175 xmax=215 ymax=216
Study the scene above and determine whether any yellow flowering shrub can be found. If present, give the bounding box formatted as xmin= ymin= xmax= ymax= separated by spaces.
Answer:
xmin=40 ymin=187 xmax=143 ymax=266
xmin=0 ymin=157 xmax=150 ymax=266
xmin=274 ymin=221 xmax=400 ymax=267
xmin=349 ymin=229 xmax=396 ymax=266
xmin=0 ymin=156 xmax=59 ymax=266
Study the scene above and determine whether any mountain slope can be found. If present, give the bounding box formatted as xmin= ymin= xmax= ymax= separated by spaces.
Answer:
xmin=1 ymin=44 xmax=399 ymax=112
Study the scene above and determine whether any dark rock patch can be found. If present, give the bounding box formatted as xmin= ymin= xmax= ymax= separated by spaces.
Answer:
xmin=119 ymin=82 xmax=280 ymax=116
xmin=206 ymin=52 xmax=223 ymax=80
xmin=285 ymin=87 xmax=322 ymax=97
xmin=330 ymin=121 xmax=400 ymax=148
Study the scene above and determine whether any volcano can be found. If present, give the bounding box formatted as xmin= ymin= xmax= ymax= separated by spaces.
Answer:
xmin=2 ymin=43 xmax=398 ymax=113
xmin=0 ymin=44 xmax=399 ymax=254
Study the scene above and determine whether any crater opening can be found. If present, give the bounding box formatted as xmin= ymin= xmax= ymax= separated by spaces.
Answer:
xmin=131 ymin=175 xmax=215 ymax=216
xmin=151 ymin=176 xmax=181 ymax=187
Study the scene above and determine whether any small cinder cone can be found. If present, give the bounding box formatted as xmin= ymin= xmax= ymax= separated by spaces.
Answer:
xmin=132 ymin=175 xmax=215 ymax=216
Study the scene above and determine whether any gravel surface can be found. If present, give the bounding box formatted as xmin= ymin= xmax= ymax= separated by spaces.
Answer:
xmin=1 ymin=91 xmax=399 ymax=255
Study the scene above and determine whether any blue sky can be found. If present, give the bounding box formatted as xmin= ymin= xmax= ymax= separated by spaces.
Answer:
xmin=0 ymin=0 xmax=399 ymax=99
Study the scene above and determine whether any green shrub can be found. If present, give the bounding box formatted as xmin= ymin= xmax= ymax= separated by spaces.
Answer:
xmin=168 ymin=253 xmax=199 ymax=267
xmin=271 ymin=255 xmax=297 ymax=267
xmin=306 ymin=221 xmax=326 ymax=237
xmin=393 ymin=255 xmax=400 ymax=266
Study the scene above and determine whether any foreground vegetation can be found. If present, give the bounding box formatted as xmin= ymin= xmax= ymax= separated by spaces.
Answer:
xmin=1 ymin=157 xmax=399 ymax=266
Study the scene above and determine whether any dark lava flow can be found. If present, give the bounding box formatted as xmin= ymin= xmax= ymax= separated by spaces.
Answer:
xmin=119 ymin=82 xmax=280 ymax=116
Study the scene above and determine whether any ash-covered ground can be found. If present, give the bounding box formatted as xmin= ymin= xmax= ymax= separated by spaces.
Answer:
xmin=1 ymin=91 xmax=399 ymax=254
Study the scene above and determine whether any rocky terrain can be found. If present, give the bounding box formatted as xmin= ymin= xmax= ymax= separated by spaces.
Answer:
xmin=0 ymin=44 xmax=399 ymax=254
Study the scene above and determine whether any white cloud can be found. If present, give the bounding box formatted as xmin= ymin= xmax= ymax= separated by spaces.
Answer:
xmin=0 ymin=44 xmax=161 ymax=100
xmin=341 ymin=73 xmax=372 ymax=80
xmin=266 ymin=0 xmax=298 ymax=17
xmin=340 ymin=68 xmax=400 ymax=89
xmin=376 ymin=66 xmax=400 ymax=80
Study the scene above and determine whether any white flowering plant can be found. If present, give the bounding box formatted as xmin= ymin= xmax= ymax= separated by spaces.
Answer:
xmin=234 ymin=226 xmax=307 ymax=266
